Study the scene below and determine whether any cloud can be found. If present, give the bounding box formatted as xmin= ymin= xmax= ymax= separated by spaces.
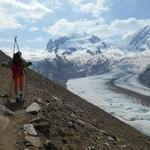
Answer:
xmin=44 ymin=18 xmax=105 ymax=36
xmin=0 ymin=11 xmax=23 ymax=29
xmin=43 ymin=0 xmax=63 ymax=9
xmin=110 ymin=18 xmax=150 ymax=37
xmin=0 ymin=0 xmax=52 ymax=30
xmin=44 ymin=19 xmax=76 ymax=36
xmin=2 ymin=47 xmax=48 ymax=61
xmin=44 ymin=17 xmax=150 ymax=38
xmin=0 ymin=38 xmax=11 ymax=43
xmin=26 ymin=37 xmax=45 ymax=43
xmin=29 ymin=27 xmax=39 ymax=32
xmin=69 ymin=0 xmax=109 ymax=17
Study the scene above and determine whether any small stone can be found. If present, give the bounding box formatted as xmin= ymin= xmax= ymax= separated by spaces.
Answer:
xmin=86 ymin=123 xmax=98 ymax=131
xmin=104 ymin=142 xmax=110 ymax=147
xmin=23 ymin=124 xmax=37 ymax=136
xmin=44 ymin=140 xmax=58 ymax=150
xmin=76 ymin=119 xmax=86 ymax=126
xmin=108 ymin=135 xmax=119 ymax=142
xmin=25 ymin=136 xmax=41 ymax=147
xmin=99 ymin=130 xmax=109 ymax=136
xmin=51 ymin=96 xmax=63 ymax=105
xmin=108 ymin=136 xmax=115 ymax=141
xmin=23 ymin=148 xmax=30 ymax=150
xmin=68 ymin=121 xmax=76 ymax=129
xmin=87 ymin=146 xmax=96 ymax=150
xmin=0 ymin=104 xmax=13 ymax=116
xmin=96 ymin=136 xmax=101 ymax=140
xmin=70 ymin=113 xmax=76 ymax=118
xmin=75 ymin=109 xmax=84 ymax=113
xmin=52 ymin=96 xmax=62 ymax=101
xmin=24 ymin=140 xmax=32 ymax=147
xmin=36 ymin=97 xmax=43 ymax=104
xmin=26 ymin=102 xmax=41 ymax=114
xmin=121 ymin=145 xmax=128 ymax=148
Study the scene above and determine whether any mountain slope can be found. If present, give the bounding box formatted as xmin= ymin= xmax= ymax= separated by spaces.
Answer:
xmin=125 ymin=25 xmax=150 ymax=51
xmin=0 ymin=50 xmax=150 ymax=149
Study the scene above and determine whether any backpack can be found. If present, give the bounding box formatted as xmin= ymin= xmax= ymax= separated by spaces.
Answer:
xmin=11 ymin=53 xmax=24 ymax=78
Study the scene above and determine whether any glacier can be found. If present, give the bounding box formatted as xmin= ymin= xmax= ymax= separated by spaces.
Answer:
xmin=67 ymin=72 xmax=150 ymax=136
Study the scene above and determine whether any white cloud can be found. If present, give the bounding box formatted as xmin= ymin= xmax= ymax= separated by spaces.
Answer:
xmin=0 ymin=0 xmax=52 ymax=30
xmin=2 ymin=47 xmax=48 ymax=61
xmin=0 ymin=38 xmax=11 ymax=43
xmin=43 ymin=0 xmax=63 ymax=9
xmin=29 ymin=27 xmax=39 ymax=32
xmin=27 ymin=37 xmax=45 ymax=43
xmin=35 ymin=37 xmax=45 ymax=42
xmin=44 ymin=17 xmax=150 ymax=38
xmin=69 ymin=0 xmax=109 ymax=17
xmin=0 ymin=11 xmax=23 ymax=29
xmin=44 ymin=19 xmax=76 ymax=36
xmin=110 ymin=18 xmax=150 ymax=37
xmin=44 ymin=18 xmax=105 ymax=36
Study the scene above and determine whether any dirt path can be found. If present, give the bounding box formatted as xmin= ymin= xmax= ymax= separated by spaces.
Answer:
xmin=0 ymin=107 xmax=25 ymax=150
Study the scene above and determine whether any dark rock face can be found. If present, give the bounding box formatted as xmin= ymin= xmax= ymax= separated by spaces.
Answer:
xmin=89 ymin=35 xmax=101 ymax=44
xmin=32 ymin=57 xmax=110 ymax=85
xmin=46 ymin=36 xmax=70 ymax=53
xmin=139 ymin=66 xmax=150 ymax=87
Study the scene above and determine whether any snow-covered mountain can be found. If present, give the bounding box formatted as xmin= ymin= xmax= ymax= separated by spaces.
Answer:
xmin=125 ymin=25 xmax=150 ymax=51
xmin=46 ymin=34 xmax=107 ymax=53
xmin=32 ymin=34 xmax=110 ymax=84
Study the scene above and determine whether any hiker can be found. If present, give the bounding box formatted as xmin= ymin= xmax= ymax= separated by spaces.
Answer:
xmin=2 ymin=51 xmax=32 ymax=102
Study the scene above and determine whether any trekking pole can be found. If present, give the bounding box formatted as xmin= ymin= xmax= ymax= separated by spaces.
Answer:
xmin=16 ymin=38 xmax=20 ymax=52
xmin=13 ymin=36 xmax=17 ymax=56
xmin=8 ymin=36 xmax=18 ymax=101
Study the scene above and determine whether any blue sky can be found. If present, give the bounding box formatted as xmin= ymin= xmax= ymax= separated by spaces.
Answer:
xmin=0 ymin=0 xmax=149 ymax=53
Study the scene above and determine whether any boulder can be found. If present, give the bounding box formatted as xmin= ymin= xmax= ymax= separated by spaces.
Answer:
xmin=23 ymin=124 xmax=37 ymax=136
xmin=26 ymin=102 xmax=41 ymax=114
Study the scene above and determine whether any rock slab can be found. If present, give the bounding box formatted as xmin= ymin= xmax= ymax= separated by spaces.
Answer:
xmin=23 ymin=124 xmax=37 ymax=136
xmin=26 ymin=102 xmax=41 ymax=113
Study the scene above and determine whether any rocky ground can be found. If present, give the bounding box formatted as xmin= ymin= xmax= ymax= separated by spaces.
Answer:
xmin=0 ymin=50 xmax=150 ymax=150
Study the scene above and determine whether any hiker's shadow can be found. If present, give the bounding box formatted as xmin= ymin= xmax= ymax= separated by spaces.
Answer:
xmin=6 ymin=101 xmax=24 ymax=111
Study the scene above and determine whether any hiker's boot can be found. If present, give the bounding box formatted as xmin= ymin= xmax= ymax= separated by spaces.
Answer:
xmin=16 ymin=95 xmax=21 ymax=102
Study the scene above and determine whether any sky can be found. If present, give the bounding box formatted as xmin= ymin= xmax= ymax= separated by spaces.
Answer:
xmin=0 ymin=0 xmax=149 ymax=54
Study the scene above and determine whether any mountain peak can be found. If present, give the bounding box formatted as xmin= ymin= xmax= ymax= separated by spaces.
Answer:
xmin=89 ymin=35 xmax=101 ymax=44
xmin=127 ymin=25 xmax=150 ymax=51
xmin=46 ymin=34 xmax=108 ymax=54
